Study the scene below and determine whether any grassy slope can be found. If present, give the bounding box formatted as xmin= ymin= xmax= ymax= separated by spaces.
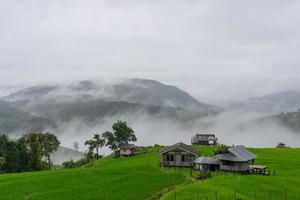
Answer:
xmin=0 ymin=147 xmax=299 ymax=200
xmin=162 ymin=147 xmax=300 ymax=200
xmin=0 ymin=152 xmax=186 ymax=200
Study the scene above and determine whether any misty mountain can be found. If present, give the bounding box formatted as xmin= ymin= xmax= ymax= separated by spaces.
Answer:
xmin=0 ymin=100 xmax=55 ymax=134
xmin=0 ymin=85 xmax=25 ymax=98
xmin=258 ymin=110 xmax=300 ymax=133
xmin=50 ymin=146 xmax=84 ymax=164
xmin=0 ymin=79 xmax=218 ymax=136
xmin=2 ymin=79 xmax=210 ymax=110
xmin=0 ymin=99 xmax=216 ymax=136
xmin=229 ymin=90 xmax=300 ymax=115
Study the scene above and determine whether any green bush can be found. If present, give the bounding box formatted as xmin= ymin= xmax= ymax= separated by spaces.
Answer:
xmin=62 ymin=158 xmax=90 ymax=169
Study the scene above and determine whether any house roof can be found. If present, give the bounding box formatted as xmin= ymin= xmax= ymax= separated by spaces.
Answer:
xmin=120 ymin=143 xmax=135 ymax=149
xmin=218 ymin=145 xmax=257 ymax=162
xmin=194 ymin=156 xmax=220 ymax=165
xmin=159 ymin=142 xmax=200 ymax=156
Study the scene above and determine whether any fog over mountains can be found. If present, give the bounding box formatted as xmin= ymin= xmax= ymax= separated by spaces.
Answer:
xmin=0 ymin=78 xmax=299 ymax=151
xmin=2 ymin=79 xmax=211 ymax=109
xmin=229 ymin=90 xmax=300 ymax=115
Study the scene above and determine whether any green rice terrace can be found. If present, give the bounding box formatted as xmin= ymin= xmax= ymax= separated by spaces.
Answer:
xmin=0 ymin=146 xmax=299 ymax=200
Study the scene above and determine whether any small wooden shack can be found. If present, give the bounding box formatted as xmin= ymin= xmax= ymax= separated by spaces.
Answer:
xmin=276 ymin=142 xmax=286 ymax=148
xmin=120 ymin=143 xmax=136 ymax=156
xmin=159 ymin=142 xmax=200 ymax=167
xmin=191 ymin=134 xmax=218 ymax=146
xmin=194 ymin=156 xmax=220 ymax=171
xmin=195 ymin=146 xmax=257 ymax=172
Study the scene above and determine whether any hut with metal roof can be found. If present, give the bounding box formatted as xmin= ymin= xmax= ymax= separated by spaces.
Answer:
xmin=194 ymin=145 xmax=257 ymax=172
xmin=194 ymin=156 xmax=220 ymax=171
xmin=217 ymin=145 xmax=257 ymax=171
xmin=159 ymin=142 xmax=200 ymax=167
xmin=191 ymin=134 xmax=218 ymax=146
xmin=120 ymin=143 xmax=136 ymax=156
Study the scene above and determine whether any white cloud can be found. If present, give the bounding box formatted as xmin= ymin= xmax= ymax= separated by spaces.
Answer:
xmin=1 ymin=0 xmax=300 ymax=102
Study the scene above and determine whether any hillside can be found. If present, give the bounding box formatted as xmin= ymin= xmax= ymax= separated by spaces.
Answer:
xmin=0 ymin=147 xmax=299 ymax=200
xmin=51 ymin=146 xmax=84 ymax=164
xmin=0 ymin=99 xmax=216 ymax=136
xmin=162 ymin=147 xmax=300 ymax=200
xmin=0 ymin=79 xmax=218 ymax=137
xmin=1 ymin=79 xmax=210 ymax=109
xmin=229 ymin=90 xmax=300 ymax=115
xmin=0 ymin=148 xmax=186 ymax=200
xmin=259 ymin=110 xmax=300 ymax=133
xmin=0 ymin=101 xmax=55 ymax=134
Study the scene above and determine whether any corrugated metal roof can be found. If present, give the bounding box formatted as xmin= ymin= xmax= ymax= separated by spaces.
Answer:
xmin=159 ymin=142 xmax=200 ymax=156
xmin=194 ymin=146 xmax=257 ymax=164
xmin=194 ymin=156 xmax=220 ymax=165
xmin=228 ymin=145 xmax=257 ymax=161
xmin=216 ymin=153 xmax=244 ymax=162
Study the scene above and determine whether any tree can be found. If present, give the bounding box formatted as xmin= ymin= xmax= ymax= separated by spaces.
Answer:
xmin=2 ymin=141 xmax=19 ymax=172
xmin=102 ymin=131 xmax=118 ymax=157
xmin=0 ymin=134 xmax=30 ymax=173
xmin=41 ymin=133 xmax=60 ymax=169
xmin=102 ymin=120 xmax=137 ymax=158
xmin=22 ymin=133 xmax=60 ymax=171
xmin=112 ymin=120 xmax=136 ymax=144
xmin=16 ymin=137 xmax=30 ymax=172
xmin=93 ymin=134 xmax=105 ymax=159
xmin=0 ymin=134 xmax=8 ymax=157
xmin=84 ymin=134 xmax=105 ymax=160
xmin=0 ymin=134 xmax=8 ymax=171
xmin=22 ymin=133 xmax=44 ymax=171
xmin=84 ymin=139 xmax=96 ymax=160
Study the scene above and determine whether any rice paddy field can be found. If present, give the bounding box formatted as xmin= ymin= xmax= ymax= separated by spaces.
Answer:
xmin=0 ymin=146 xmax=299 ymax=200
xmin=0 ymin=152 xmax=186 ymax=200
xmin=162 ymin=147 xmax=300 ymax=200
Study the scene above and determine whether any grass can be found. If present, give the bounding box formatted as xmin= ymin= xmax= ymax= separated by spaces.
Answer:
xmin=162 ymin=147 xmax=300 ymax=200
xmin=0 ymin=152 xmax=186 ymax=200
xmin=0 ymin=146 xmax=299 ymax=200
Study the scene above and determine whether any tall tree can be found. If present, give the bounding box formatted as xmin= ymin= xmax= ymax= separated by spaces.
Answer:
xmin=22 ymin=133 xmax=44 ymax=171
xmin=84 ymin=134 xmax=105 ymax=160
xmin=0 ymin=134 xmax=30 ymax=173
xmin=102 ymin=120 xmax=137 ymax=158
xmin=0 ymin=134 xmax=8 ymax=157
xmin=92 ymin=134 xmax=105 ymax=160
xmin=84 ymin=139 xmax=96 ymax=160
xmin=16 ymin=137 xmax=30 ymax=172
xmin=22 ymin=133 xmax=60 ymax=171
xmin=0 ymin=134 xmax=8 ymax=171
xmin=41 ymin=133 xmax=60 ymax=169
xmin=2 ymin=141 xmax=19 ymax=172
xmin=112 ymin=120 xmax=136 ymax=145
xmin=102 ymin=131 xmax=118 ymax=157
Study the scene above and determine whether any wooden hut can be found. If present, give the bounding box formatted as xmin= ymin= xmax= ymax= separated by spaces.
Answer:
xmin=159 ymin=142 xmax=200 ymax=167
xmin=120 ymin=143 xmax=136 ymax=156
xmin=194 ymin=156 xmax=220 ymax=171
xmin=276 ymin=142 xmax=286 ymax=148
xmin=195 ymin=146 xmax=257 ymax=172
xmin=191 ymin=134 xmax=218 ymax=146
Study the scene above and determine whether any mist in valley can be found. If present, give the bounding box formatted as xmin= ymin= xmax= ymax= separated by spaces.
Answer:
xmin=39 ymin=107 xmax=300 ymax=156
xmin=1 ymin=1 xmax=300 ymax=159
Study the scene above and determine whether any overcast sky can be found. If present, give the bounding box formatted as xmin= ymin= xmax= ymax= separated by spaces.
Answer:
xmin=1 ymin=0 xmax=300 ymax=102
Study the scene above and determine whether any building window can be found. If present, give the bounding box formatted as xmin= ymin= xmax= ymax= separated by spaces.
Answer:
xmin=223 ymin=160 xmax=234 ymax=166
xmin=166 ymin=154 xmax=174 ymax=161
xmin=181 ymin=155 xmax=186 ymax=162
xmin=170 ymin=154 xmax=174 ymax=161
